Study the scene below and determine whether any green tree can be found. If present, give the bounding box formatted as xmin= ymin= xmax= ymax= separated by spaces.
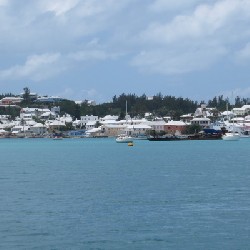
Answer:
xmin=22 ymin=87 xmax=31 ymax=104
xmin=185 ymin=124 xmax=202 ymax=134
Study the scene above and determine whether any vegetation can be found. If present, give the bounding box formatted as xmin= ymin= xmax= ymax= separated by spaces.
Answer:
xmin=185 ymin=124 xmax=202 ymax=134
xmin=0 ymin=90 xmax=249 ymax=120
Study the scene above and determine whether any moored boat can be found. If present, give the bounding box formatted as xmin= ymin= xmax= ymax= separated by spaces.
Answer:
xmin=222 ymin=132 xmax=240 ymax=141
xmin=116 ymin=134 xmax=133 ymax=143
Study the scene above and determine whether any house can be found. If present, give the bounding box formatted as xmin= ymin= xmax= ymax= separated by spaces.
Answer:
xmin=47 ymin=120 xmax=66 ymax=131
xmin=36 ymin=96 xmax=63 ymax=103
xmin=20 ymin=108 xmax=50 ymax=119
xmin=40 ymin=111 xmax=57 ymax=120
xmin=86 ymin=121 xmax=97 ymax=130
xmin=80 ymin=115 xmax=98 ymax=127
xmin=144 ymin=120 xmax=167 ymax=132
xmin=164 ymin=121 xmax=187 ymax=134
xmin=11 ymin=125 xmax=31 ymax=134
xmin=232 ymin=108 xmax=245 ymax=116
xmin=0 ymin=97 xmax=23 ymax=105
xmin=191 ymin=118 xmax=211 ymax=128
xmin=101 ymin=124 xmax=126 ymax=137
xmin=31 ymin=123 xmax=47 ymax=135
xmin=180 ymin=114 xmax=193 ymax=124
xmin=100 ymin=115 xmax=118 ymax=122
xmin=127 ymin=124 xmax=152 ymax=136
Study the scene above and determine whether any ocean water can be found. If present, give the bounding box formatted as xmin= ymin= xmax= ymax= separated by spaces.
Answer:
xmin=0 ymin=138 xmax=250 ymax=250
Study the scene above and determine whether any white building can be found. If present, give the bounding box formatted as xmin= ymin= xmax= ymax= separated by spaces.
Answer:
xmin=232 ymin=108 xmax=245 ymax=116
xmin=86 ymin=121 xmax=97 ymax=130
xmin=143 ymin=120 xmax=167 ymax=132
xmin=31 ymin=123 xmax=47 ymax=135
xmin=127 ymin=124 xmax=152 ymax=136
xmin=20 ymin=108 xmax=50 ymax=119
xmin=191 ymin=117 xmax=211 ymax=128
xmin=80 ymin=115 xmax=98 ymax=127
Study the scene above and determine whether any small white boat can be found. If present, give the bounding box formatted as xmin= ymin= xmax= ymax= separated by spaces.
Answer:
xmin=116 ymin=134 xmax=133 ymax=143
xmin=222 ymin=132 xmax=240 ymax=141
xmin=240 ymin=130 xmax=250 ymax=138
xmin=53 ymin=136 xmax=63 ymax=140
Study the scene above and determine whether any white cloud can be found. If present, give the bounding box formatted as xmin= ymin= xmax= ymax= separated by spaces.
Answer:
xmin=235 ymin=43 xmax=250 ymax=62
xmin=132 ymin=0 xmax=250 ymax=75
xmin=149 ymin=0 xmax=206 ymax=12
xmin=0 ymin=53 xmax=63 ymax=81
xmin=1 ymin=0 xmax=250 ymax=99
xmin=132 ymin=44 xmax=227 ymax=75
xmin=0 ymin=0 xmax=8 ymax=6
xmin=142 ymin=0 xmax=249 ymax=44
xmin=68 ymin=49 xmax=120 ymax=62
xmin=39 ymin=0 xmax=80 ymax=16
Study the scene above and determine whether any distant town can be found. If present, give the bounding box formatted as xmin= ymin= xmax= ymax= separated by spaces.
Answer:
xmin=0 ymin=87 xmax=249 ymax=138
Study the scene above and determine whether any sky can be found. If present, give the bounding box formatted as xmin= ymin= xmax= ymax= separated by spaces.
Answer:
xmin=1 ymin=0 xmax=250 ymax=103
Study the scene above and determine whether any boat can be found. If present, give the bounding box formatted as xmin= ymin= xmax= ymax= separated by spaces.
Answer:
xmin=116 ymin=100 xmax=133 ymax=143
xmin=239 ymin=129 xmax=250 ymax=138
xmin=148 ymin=135 xmax=184 ymax=141
xmin=222 ymin=103 xmax=240 ymax=141
xmin=116 ymin=134 xmax=133 ymax=143
xmin=53 ymin=136 xmax=63 ymax=140
xmin=222 ymin=132 xmax=240 ymax=141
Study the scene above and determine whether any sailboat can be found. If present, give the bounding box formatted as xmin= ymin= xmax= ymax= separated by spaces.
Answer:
xmin=222 ymin=103 xmax=240 ymax=141
xmin=116 ymin=101 xmax=133 ymax=143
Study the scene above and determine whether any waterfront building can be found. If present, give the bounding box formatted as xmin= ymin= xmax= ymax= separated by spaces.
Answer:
xmin=191 ymin=117 xmax=211 ymax=128
xmin=164 ymin=120 xmax=187 ymax=134
xmin=85 ymin=121 xmax=97 ymax=130
xmin=30 ymin=123 xmax=47 ymax=135
xmin=80 ymin=115 xmax=98 ymax=127
xmin=101 ymin=124 xmax=126 ymax=137
xmin=126 ymin=124 xmax=152 ymax=136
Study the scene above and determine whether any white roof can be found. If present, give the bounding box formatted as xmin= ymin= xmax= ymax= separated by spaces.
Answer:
xmin=101 ymin=115 xmax=118 ymax=121
xmin=242 ymin=105 xmax=250 ymax=110
xmin=33 ymin=123 xmax=46 ymax=128
xmin=104 ymin=124 xmax=125 ymax=129
xmin=86 ymin=128 xmax=101 ymax=133
xmin=144 ymin=121 xmax=167 ymax=126
xmin=86 ymin=121 xmax=96 ymax=126
xmin=127 ymin=124 xmax=151 ymax=129
xmin=192 ymin=117 xmax=210 ymax=121
xmin=167 ymin=120 xmax=186 ymax=126
xmin=100 ymin=120 xmax=119 ymax=125
xmin=233 ymin=108 xmax=245 ymax=111
xmin=50 ymin=120 xmax=65 ymax=126
xmin=41 ymin=111 xmax=53 ymax=117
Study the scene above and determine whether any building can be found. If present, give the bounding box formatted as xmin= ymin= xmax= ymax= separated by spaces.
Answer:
xmin=30 ymin=123 xmax=47 ymax=135
xmin=101 ymin=124 xmax=126 ymax=137
xmin=80 ymin=115 xmax=98 ymax=127
xmin=36 ymin=96 xmax=63 ymax=103
xmin=145 ymin=120 xmax=166 ymax=132
xmin=20 ymin=108 xmax=50 ymax=119
xmin=232 ymin=108 xmax=245 ymax=116
xmin=191 ymin=117 xmax=211 ymax=128
xmin=127 ymin=124 xmax=152 ymax=136
xmin=164 ymin=121 xmax=187 ymax=134
xmin=86 ymin=121 xmax=97 ymax=130
xmin=0 ymin=97 xmax=23 ymax=105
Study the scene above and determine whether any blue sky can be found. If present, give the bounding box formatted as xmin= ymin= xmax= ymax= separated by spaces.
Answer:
xmin=0 ymin=0 xmax=250 ymax=103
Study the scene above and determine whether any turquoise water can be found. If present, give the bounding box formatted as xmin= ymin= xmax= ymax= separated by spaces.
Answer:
xmin=0 ymin=138 xmax=250 ymax=249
